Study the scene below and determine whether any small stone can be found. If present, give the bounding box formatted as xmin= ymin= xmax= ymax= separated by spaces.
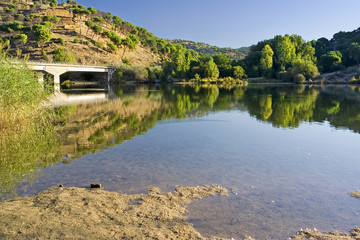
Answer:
xmin=90 ymin=183 xmax=101 ymax=189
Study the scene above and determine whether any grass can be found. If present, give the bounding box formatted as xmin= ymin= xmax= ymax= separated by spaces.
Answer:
xmin=0 ymin=48 xmax=61 ymax=199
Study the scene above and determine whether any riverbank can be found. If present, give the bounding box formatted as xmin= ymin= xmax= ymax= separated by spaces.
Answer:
xmin=1 ymin=185 xmax=360 ymax=239
xmin=0 ymin=185 xmax=229 ymax=240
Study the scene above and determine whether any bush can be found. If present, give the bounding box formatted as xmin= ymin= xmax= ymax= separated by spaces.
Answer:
xmin=43 ymin=15 xmax=60 ymax=23
xmin=293 ymin=73 xmax=306 ymax=84
xmin=107 ymin=42 xmax=117 ymax=52
xmin=73 ymin=38 xmax=79 ymax=43
xmin=59 ymin=38 xmax=65 ymax=45
xmin=41 ymin=50 xmax=49 ymax=60
xmin=14 ymin=14 xmax=24 ymax=19
xmin=53 ymin=47 xmax=75 ymax=63
xmin=0 ymin=21 xmax=24 ymax=33
xmin=115 ymin=69 xmax=122 ymax=81
xmin=13 ymin=34 xmax=27 ymax=46
xmin=33 ymin=23 xmax=52 ymax=43
xmin=116 ymin=63 xmax=148 ymax=82
xmin=95 ymin=41 xmax=105 ymax=50
xmin=0 ymin=54 xmax=44 ymax=112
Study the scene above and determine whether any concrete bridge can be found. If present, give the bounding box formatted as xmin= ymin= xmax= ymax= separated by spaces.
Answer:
xmin=26 ymin=62 xmax=116 ymax=91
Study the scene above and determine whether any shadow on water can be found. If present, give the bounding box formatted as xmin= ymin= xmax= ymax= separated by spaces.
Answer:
xmin=2 ymin=84 xmax=360 ymax=239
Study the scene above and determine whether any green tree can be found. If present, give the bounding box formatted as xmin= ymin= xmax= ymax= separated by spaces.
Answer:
xmin=107 ymin=42 xmax=118 ymax=52
xmin=32 ymin=24 xmax=51 ymax=43
xmin=201 ymin=58 xmax=219 ymax=79
xmin=289 ymin=58 xmax=319 ymax=80
xmin=54 ymin=47 xmax=75 ymax=63
xmin=233 ymin=66 xmax=246 ymax=79
xmin=349 ymin=42 xmax=360 ymax=66
xmin=213 ymin=53 xmax=231 ymax=77
xmin=259 ymin=44 xmax=274 ymax=77
xmin=87 ymin=7 xmax=97 ymax=15
xmin=319 ymin=51 xmax=342 ymax=72
xmin=13 ymin=34 xmax=27 ymax=46
xmin=272 ymin=35 xmax=296 ymax=71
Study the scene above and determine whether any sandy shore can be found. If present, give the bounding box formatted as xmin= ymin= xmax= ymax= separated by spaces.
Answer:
xmin=1 ymin=186 xmax=360 ymax=240
xmin=0 ymin=185 xmax=229 ymax=240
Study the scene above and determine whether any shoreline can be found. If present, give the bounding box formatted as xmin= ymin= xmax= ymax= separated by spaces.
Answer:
xmin=0 ymin=185 xmax=229 ymax=240
xmin=0 ymin=185 xmax=359 ymax=239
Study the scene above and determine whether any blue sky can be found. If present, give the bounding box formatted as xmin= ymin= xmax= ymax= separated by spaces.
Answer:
xmin=76 ymin=0 xmax=360 ymax=48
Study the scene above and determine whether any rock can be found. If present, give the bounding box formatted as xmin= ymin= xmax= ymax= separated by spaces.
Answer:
xmin=90 ymin=183 xmax=101 ymax=189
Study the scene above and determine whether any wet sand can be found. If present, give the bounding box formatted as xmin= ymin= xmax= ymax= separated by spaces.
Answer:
xmin=0 ymin=185 xmax=229 ymax=240
xmin=1 ymin=186 xmax=360 ymax=239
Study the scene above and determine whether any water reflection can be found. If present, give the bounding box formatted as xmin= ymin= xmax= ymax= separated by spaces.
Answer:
xmin=2 ymin=84 xmax=360 ymax=239
xmin=3 ymin=84 xmax=360 ymax=197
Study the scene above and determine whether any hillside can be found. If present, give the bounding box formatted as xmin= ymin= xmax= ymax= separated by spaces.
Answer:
xmin=0 ymin=1 xmax=167 ymax=66
xmin=169 ymin=39 xmax=249 ymax=60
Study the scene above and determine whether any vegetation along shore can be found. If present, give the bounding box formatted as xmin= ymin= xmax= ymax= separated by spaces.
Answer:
xmin=2 ymin=0 xmax=360 ymax=239
xmin=1 ymin=0 xmax=360 ymax=85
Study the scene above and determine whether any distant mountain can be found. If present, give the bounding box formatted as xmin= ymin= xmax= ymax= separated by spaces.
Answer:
xmin=168 ymin=39 xmax=249 ymax=60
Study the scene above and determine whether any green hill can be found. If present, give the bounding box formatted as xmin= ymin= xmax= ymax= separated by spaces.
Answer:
xmin=0 ymin=0 xmax=194 ymax=67
xmin=168 ymin=39 xmax=249 ymax=60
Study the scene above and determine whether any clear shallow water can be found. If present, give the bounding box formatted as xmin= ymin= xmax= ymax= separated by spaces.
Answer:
xmin=3 ymin=85 xmax=360 ymax=239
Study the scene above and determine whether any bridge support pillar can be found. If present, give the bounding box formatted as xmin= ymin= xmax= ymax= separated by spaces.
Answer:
xmin=37 ymin=72 xmax=44 ymax=84
xmin=54 ymin=74 xmax=61 ymax=92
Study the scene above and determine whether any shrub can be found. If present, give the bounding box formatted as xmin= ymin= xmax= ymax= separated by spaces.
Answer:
xmin=13 ymin=34 xmax=27 ymax=46
xmin=43 ymin=15 xmax=60 ymax=23
xmin=115 ymin=63 xmax=149 ymax=82
xmin=4 ymin=7 xmax=15 ymax=13
xmin=41 ymin=50 xmax=49 ymax=60
xmin=0 ymin=54 xmax=44 ymax=112
xmin=14 ymin=14 xmax=24 ymax=19
xmin=115 ymin=69 xmax=122 ymax=81
xmin=0 ymin=21 xmax=24 ymax=33
xmin=59 ymin=38 xmax=65 ymax=45
xmin=107 ymin=42 xmax=117 ymax=52
xmin=122 ymin=58 xmax=130 ymax=65
xmin=73 ymin=38 xmax=79 ymax=43
xmin=95 ymin=41 xmax=104 ymax=49
xmin=53 ymin=47 xmax=75 ymax=63
xmin=293 ymin=73 xmax=306 ymax=84
xmin=33 ymin=23 xmax=52 ymax=43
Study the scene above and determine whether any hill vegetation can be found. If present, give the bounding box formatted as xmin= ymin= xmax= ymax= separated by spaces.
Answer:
xmin=1 ymin=0 xmax=360 ymax=84
xmin=168 ymin=39 xmax=249 ymax=60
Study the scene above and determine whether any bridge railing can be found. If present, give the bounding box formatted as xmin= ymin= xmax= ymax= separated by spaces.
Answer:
xmin=13 ymin=60 xmax=117 ymax=69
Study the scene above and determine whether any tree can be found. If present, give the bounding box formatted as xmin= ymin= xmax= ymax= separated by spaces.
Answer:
xmin=293 ymin=73 xmax=306 ymax=84
xmin=233 ymin=66 xmax=246 ymax=79
xmin=319 ymin=51 xmax=342 ymax=72
xmin=32 ymin=24 xmax=51 ymax=43
xmin=91 ymin=24 xmax=102 ymax=39
xmin=213 ymin=53 xmax=232 ymax=77
xmin=87 ymin=7 xmax=97 ymax=15
xmin=272 ymin=35 xmax=296 ymax=71
xmin=349 ymin=42 xmax=360 ymax=66
xmin=259 ymin=44 xmax=274 ymax=77
xmin=13 ymin=34 xmax=27 ymax=46
xmin=107 ymin=42 xmax=118 ymax=52
xmin=201 ymin=58 xmax=219 ymax=79
xmin=54 ymin=47 xmax=75 ymax=63
xmin=122 ymin=37 xmax=135 ymax=57
xmin=85 ymin=20 xmax=94 ymax=36
xmin=290 ymin=58 xmax=319 ymax=80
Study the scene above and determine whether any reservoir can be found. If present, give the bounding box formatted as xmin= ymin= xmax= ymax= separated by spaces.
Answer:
xmin=2 ymin=84 xmax=360 ymax=239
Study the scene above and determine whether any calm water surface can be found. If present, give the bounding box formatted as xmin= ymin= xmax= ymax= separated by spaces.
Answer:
xmin=2 ymin=85 xmax=360 ymax=239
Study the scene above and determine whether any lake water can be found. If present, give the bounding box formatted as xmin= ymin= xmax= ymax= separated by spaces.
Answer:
xmin=2 ymin=84 xmax=360 ymax=239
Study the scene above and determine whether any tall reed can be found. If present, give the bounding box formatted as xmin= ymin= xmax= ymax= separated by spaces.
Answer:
xmin=0 ymin=50 xmax=61 ymax=199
